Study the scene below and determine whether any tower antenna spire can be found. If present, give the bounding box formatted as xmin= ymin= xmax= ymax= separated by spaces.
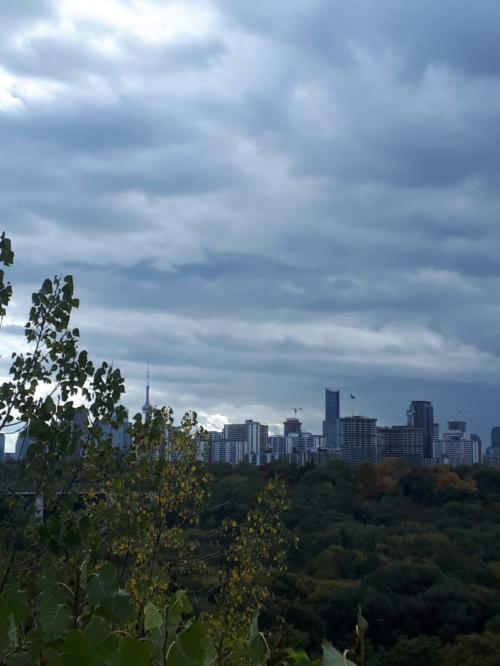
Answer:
xmin=142 ymin=362 xmax=151 ymax=422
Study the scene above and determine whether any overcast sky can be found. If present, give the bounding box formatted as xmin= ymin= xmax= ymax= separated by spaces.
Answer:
xmin=2 ymin=0 xmax=500 ymax=443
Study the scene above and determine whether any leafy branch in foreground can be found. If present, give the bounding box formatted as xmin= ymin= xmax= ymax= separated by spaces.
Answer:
xmin=1 ymin=233 xmax=362 ymax=664
xmin=0 ymin=573 xmax=365 ymax=665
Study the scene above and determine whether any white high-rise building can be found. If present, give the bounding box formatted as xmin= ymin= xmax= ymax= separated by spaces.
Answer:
xmin=223 ymin=420 xmax=268 ymax=457
xmin=442 ymin=422 xmax=481 ymax=465
xmin=211 ymin=439 xmax=245 ymax=465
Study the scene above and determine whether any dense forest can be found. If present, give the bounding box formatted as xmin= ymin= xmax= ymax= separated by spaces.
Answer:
xmin=4 ymin=455 xmax=500 ymax=664
xmin=202 ymin=460 xmax=500 ymax=665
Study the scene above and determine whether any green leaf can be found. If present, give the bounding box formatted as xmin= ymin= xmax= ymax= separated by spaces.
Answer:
xmin=7 ymin=652 xmax=30 ymax=665
xmin=148 ymin=625 xmax=167 ymax=664
xmin=177 ymin=621 xmax=205 ymax=666
xmin=0 ymin=589 xmax=28 ymax=624
xmin=86 ymin=572 xmax=133 ymax=624
xmin=112 ymin=590 xmax=134 ymax=624
xmin=246 ymin=616 xmax=268 ymax=666
xmin=0 ymin=233 xmax=14 ymax=266
xmin=41 ymin=279 xmax=53 ymax=295
xmin=173 ymin=590 xmax=192 ymax=616
xmin=44 ymin=647 xmax=64 ymax=665
xmin=0 ymin=613 xmax=18 ymax=657
xmin=357 ymin=606 xmax=368 ymax=637
xmin=116 ymin=636 xmax=153 ymax=666
xmin=87 ymin=570 xmax=115 ymax=607
xmin=165 ymin=643 xmax=187 ymax=666
xmin=321 ymin=642 xmax=357 ymax=666
xmin=167 ymin=590 xmax=192 ymax=634
xmin=62 ymin=630 xmax=100 ymax=666
xmin=287 ymin=648 xmax=312 ymax=664
xmin=84 ymin=616 xmax=118 ymax=658
xmin=165 ymin=621 xmax=213 ymax=666
xmin=38 ymin=598 xmax=72 ymax=641
xmin=25 ymin=627 xmax=45 ymax=664
xmin=144 ymin=601 xmax=163 ymax=631
xmin=248 ymin=615 xmax=259 ymax=643
xmin=6 ymin=614 xmax=17 ymax=647
xmin=80 ymin=556 xmax=89 ymax=591
xmin=247 ymin=634 xmax=267 ymax=665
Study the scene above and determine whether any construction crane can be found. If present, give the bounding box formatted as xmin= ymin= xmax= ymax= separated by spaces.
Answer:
xmin=288 ymin=408 xmax=303 ymax=417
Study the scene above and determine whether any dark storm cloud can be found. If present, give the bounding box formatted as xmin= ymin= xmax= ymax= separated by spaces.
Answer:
xmin=0 ymin=101 xmax=191 ymax=152
xmin=56 ymin=251 xmax=486 ymax=326
xmin=219 ymin=1 xmax=500 ymax=191
xmin=2 ymin=0 xmax=500 ymax=442
xmin=371 ymin=1 xmax=500 ymax=78
xmin=221 ymin=0 xmax=500 ymax=78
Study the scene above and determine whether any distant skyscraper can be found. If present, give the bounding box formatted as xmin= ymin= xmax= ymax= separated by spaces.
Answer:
xmin=432 ymin=423 xmax=441 ymax=459
xmin=442 ymin=436 xmax=473 ymax=465
xmin=223 ymin=420 xmax=268 ymax=456
xmin=491 ymin=427 xmax=500 ymax=448
xmin=339 ymin=416 xmax=379 ymax=465
xmin=15 ymin=428 xmax=33 ymax=460
xmin=206 ymin=431 xmax=222 ymax=463
xmin=485 ymin=446 xmax=500 ymax=468
xmin=323 ymin=389 xmax=340 ymax=449
xmin=211 ymin=438 xmax=245 ymax=465
xmin=377 ymin=426 xmax=424 ymax=466
xmin=471 ymin=434 xmax=482 ymax=464
xmin=283 ymin=418 xmax=302 ymax=437
xmin=487 ymin=427 xmax=500 ymax=467
xmin=407 ymin=401 xmax=434 ymax=459
xmin=268 ymin=435 xmax=291 ymax=459
xmin=301 ymin=432 xmax=324 ymax=451
xmin=442 ymin=422 xmax=481 ymax=465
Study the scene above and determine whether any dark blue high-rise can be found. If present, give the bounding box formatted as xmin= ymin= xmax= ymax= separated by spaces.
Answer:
xmin=407 ymin=400 xmax=434 ymax=459
xmin=323 ymin=389 xmax=340 ymax=449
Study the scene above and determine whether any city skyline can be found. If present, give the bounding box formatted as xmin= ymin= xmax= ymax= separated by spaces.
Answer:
xmin=129 ymin=375 xmax=491 ymax=441
xmin=0 ymin=371 xmax=494 ymax=453
xmin=5 ymin=385 xmax=492 ymax=468
xmin=2 ymin=1 xmax=500 ymax=447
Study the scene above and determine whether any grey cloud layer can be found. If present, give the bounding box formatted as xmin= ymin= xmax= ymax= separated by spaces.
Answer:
xmin=2 ymin=0 xmax=500 ymax=439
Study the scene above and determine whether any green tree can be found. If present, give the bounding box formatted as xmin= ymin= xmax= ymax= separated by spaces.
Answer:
xmin=367 ymin=636 xmax=442 ymax=666
xmin=0 ymin=235 xmax=297 ymax=664
xmin=441 ymin=632 xmax=500 ymax=666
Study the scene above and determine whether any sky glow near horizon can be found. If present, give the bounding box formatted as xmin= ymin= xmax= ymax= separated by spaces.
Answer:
xmin=2 ymin=0 xmax=500 ymax=445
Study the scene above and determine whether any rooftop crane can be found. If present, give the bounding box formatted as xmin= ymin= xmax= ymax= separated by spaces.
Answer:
xmin=288 ymin=407 xmax=303 ymax=417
